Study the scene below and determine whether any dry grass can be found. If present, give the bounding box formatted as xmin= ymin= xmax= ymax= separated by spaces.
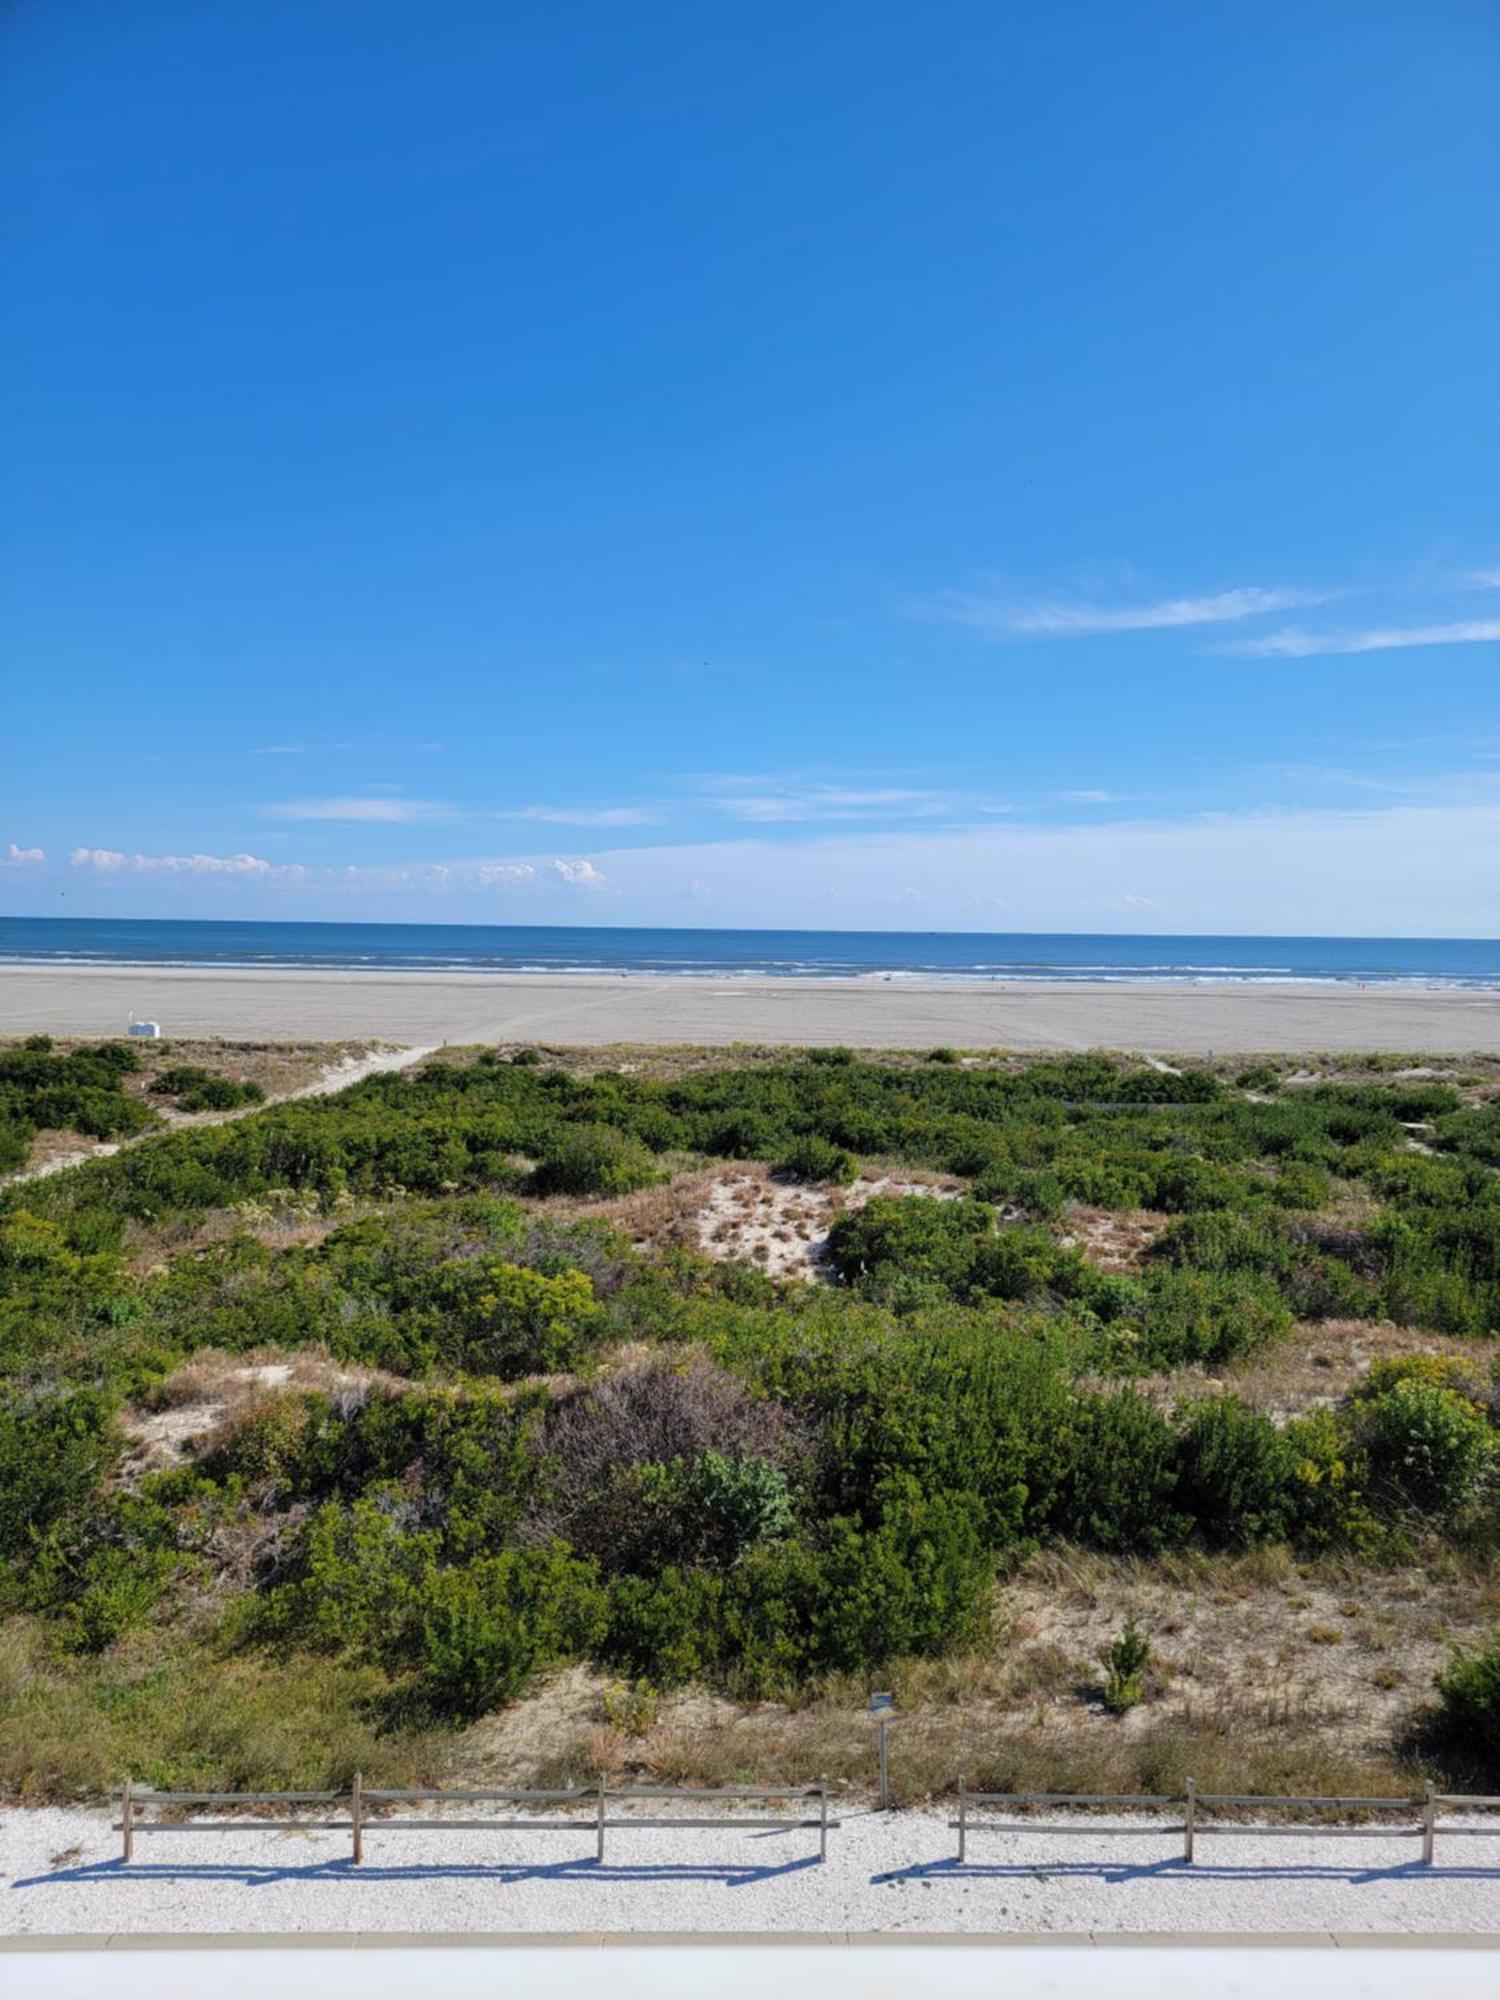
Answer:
xmin=119 ymin=1349 xmax=404 ymax=1472
xmin=438 ymin=1543 xmax=1500 ymax=1806
xmin=1060 ymin=1206 xmax=1170 ymax=1273
xmin=1101 ymin=1319 xmax=1500 ymax=1424
xmin=591 ymin=1163 xmax=964 ymax=1282
xmin=0 ymin=1617 xmax=448 ymax=1802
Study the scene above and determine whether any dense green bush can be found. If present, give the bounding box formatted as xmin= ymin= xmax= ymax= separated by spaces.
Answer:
xmin=1172 ymin=1398 xmax=1296 ymax=1547
xmin=530 ymin=1125 xmax=662 ymax=1198
xmin=4 ymin=1045 xmax=1500 ymax=1741
xmin=1127 ymin=1268 xmax=1293 ymax=1369
xmin=776 ymin=1135 xmax=856 ymax=1184
xmin=151 ymin=1066 xmax=265 ymax=1112
xmin=417 ymin=1546 xmax=606 ymax=1715
xmin=1435 ymin=1630 xmax=1500 ymax=1767
xmin=1358 ymin=1380 xmax=1492 ymax=1520
xmin=0 ymin=1040 xmax=153 ymax=1160
xmin=1050 ymin=1392 xmax=1187 ymax=1552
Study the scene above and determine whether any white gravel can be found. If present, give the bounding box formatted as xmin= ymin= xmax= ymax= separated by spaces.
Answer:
xmin=3 ymin=1804 xmax=1498 ymax=1937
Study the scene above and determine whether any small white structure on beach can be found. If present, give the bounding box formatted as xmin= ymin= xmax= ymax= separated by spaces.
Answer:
xmin=127 ymin=1016 xmax=161 ymax=1040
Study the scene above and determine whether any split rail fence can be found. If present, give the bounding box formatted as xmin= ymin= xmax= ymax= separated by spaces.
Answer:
xmin=116 ymin=1778 xmax=835 ymax=1865
xmin=113 ymin=1776 xmax=1500 ymax=1872
xmin=953 ymin=1778 xmax=1500 ymax=1865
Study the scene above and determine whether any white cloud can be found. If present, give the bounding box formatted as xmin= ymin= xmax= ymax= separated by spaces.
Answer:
xmin=1057 ymin=789 xmax=1119 ymax=804
xmin=70 ymin=847 xmax=301 ymax=879
xmin=1468 ymin=569 xmax=1500 ymax=589
xmin=920 ymin=582 xmax=1330 ymax=639
xmin=549 ymin=858 xmax=607 ymax=888
xmin=1233 ymin=620 xmax=1500 ymax=659
xmin=4 ymin=842 xmax=45 ymax=865
xmin=263 ymin=797 xmax=450 ymax=823
xmin=475 ymin=862 xmax=536 ymax=887
xmin=545 ymin=805 xmax=1500 ymax=934
xmin=35 ymin=802 xmax=1500 ymax=934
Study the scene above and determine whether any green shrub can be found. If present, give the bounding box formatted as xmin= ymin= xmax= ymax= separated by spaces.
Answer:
xmin=1102 ymin=1614 xmax=1151 ymax=1713
xmin=151 ymin=1066 xmax=265 ymax=1112
xmin=1435 ymin=1630 xmax=1500 ymax=1767
xmin=1173 ymin=1398 xmax=1296 ymax=1546
xmin=776 ymin=1135 xmax=855 ymax=1184
xmin=635 ymin=1450 xmax=795 ymax=1567
xmin=825 ymin=1196 xmax=994 ymax=1292
xmin=1129 ymin=1268 xmax=1293 ymax=1369
xmin=530 ymin=1126 xmax=661 ymax=1198
xmin=417 ymin=1545 xmax=606 ymax=1715
xmin=0 ymin=1389 xmax=119 ymax=1566
xmin=1051 ymin=1392 xmax=1187 ymax=1553
xmin=605 ymin=1566 xmax=726 ymax=1684
xmin=464 ymin=1260 xmax=606 ymax=1374
xmin=1359 ymin=1381 xmax=1491 ymax=1520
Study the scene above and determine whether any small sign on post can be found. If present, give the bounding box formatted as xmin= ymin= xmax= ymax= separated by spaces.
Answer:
xmin=868 ymin=1692 xmax=896 ymax=1810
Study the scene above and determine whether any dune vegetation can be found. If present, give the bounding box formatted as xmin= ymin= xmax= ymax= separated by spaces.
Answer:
xmin=1 ymin=1041 xmax=1498 ymax=1799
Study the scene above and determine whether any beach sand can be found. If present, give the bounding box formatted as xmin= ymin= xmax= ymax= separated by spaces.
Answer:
xmin=3 ymin=962 xmax=1500 ymax=1052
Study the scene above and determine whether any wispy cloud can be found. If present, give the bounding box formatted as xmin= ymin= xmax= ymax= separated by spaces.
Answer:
xmin=262 ymin=796 xmax=452 ymax=823
xmin=1232 ymin=620 xmax=1500 ymax=659
xmin=497 ymin=805 xmax=663 ymax=827
xmin=1467 ymin=568 xmax=1500 ymax=590
xmin=64 ymin=845 xmax=609 ymax=896
xmin=919 ymin=581 xmax=1332 ymax=639
xmin=1057 ymin=789 xmax=1120 ymax=804
xmin=4 ymin=842 xmax=45 ymax=866
xmin=706 ymin=782 xmax=951 ymax=823
xmin=251 ymin=740 xmax=444 ymax=757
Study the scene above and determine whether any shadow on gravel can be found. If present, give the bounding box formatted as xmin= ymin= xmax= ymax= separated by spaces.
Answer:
xmin=12 ymin=1853 xmax=824 ymax=1893
xmin=873 ymin=1856 xmax=1500 ymax=1887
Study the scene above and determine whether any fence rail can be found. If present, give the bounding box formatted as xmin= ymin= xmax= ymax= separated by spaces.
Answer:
xmin=115 ymin=1776 xmax=835 ymax=1866
xmin=114 ymin=1773 xmax=1500 ymax=1873
xmin=951 ymin=1776 xmax=1500 ymax=1865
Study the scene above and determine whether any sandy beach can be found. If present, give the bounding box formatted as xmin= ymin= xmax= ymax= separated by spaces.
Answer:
xmin=3 ymin=962 xmax=1500 ymax=1052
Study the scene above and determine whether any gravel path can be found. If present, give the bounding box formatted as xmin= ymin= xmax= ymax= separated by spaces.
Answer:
xmin=4 ymin=1805 xmax=1498 ymax=1937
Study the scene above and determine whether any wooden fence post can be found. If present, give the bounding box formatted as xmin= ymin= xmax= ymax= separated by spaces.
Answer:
xmin=596 ymin=1773 xmax=607 ymax=1864
xmin=957 ymin=1774 xmax=967 ymax=1865
xmin=1422 ymin=1781 xmax=1436 ymax=1866
xmin=1183 ymin=1777 xmax=1196 ymax=1865
xmin=121 ymin=1777 xmax=134 ymax=1865
xmin=351 ymin=1771 xmax=364 ymax=1866
xmin=818 ymin=1780 xmax=828 ymax=1863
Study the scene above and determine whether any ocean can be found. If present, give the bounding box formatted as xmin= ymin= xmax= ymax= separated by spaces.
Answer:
xmin=2 ymin=917 xmax=1498 ymax=986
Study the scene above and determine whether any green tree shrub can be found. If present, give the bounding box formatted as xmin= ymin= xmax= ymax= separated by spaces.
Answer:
xmin=776 ymin=1135 xmax=855 ymax=1184
xmin=417 ymin=1544 xmax=606 ymax=1715
xmin=1435 ymin=1630 xmax=1500 ymax=1767
xmin=1102 ymin=1614 xmax=1152 ymax=1713
xmin=530 ymin=1126 xmax=661 ymax=1198
xmin=1173 ymin=1397 xmax=1296 ymax=1546
xmin=1359 ymin=1380 xmax=1491 ymax=1520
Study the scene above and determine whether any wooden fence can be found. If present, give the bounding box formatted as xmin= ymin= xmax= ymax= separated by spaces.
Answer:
xmin=116 ymin=1777 xmax=835 ymax=1865
xmin=114 ymin=1775 xmax=1500 ymax=1872
xmin=952 ymin=1777 xmax=1500 ymax=1864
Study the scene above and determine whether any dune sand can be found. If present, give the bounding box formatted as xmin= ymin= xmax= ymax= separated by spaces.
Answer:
xmin=3 ymin=961 xmax=1500 ymax=1052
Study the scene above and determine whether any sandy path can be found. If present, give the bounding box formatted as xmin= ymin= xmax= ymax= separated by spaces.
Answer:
xmin=3 ymin=1804 xmax=1498 ymax=1936
xmin=2 ymin=1042 xmax=437 ymax=1189
xmin=4 ymin=965 xmax=1500 ymax=1053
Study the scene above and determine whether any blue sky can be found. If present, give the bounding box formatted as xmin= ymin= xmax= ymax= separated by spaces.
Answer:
xmin=4 ymin=1 xmax=1499 ymax=935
